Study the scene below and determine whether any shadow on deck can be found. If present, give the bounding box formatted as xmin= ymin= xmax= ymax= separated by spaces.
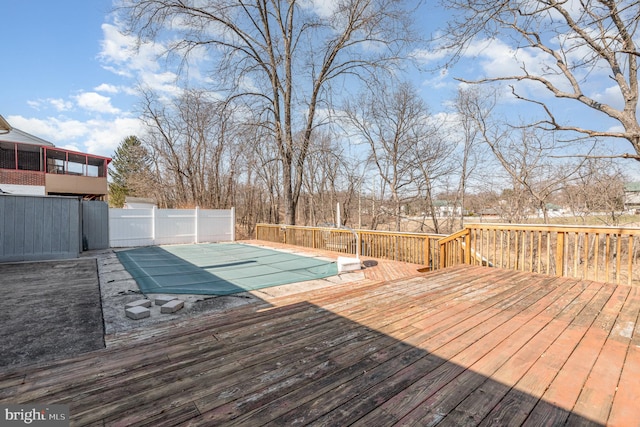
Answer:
xmin=1 ymin=258 xmax=639 ymax=425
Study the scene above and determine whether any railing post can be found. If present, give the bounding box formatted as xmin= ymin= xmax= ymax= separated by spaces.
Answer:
xmin=195 ymin=206 xmax=199 ymax=244
xmin=424 ymin=236 xmax=429 ymax=268
xmin=464 ymin=230 xmax=472 ymax=265
xmin=230 ymin=207 xmax=235 ymax=242
xmin=152 ymin=206 xmax=156 ymax=245
xmin=556 ymin=231 xmax=565 ymax=277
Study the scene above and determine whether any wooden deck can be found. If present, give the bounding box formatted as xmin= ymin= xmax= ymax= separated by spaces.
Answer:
xmin=1 ymin=262 xmax=640 ymax=425
xmin=246 ymin=239 xmax=428 ymax=282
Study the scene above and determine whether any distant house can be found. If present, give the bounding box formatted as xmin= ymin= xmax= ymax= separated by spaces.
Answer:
xmin=123 ymin=197 xmax=157 ymax=209
xmin=433 ymin=200 xmax=464 ymax=218
xmin=537 ymin=203 xmax=567 ymax=218
xmin=0 ymin=115 xmax=111 ymax=200
xmin=624 ymin=182 xmax=640 ymax=214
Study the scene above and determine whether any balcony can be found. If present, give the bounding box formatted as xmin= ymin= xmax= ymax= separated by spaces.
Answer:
xmin=0 ymin=141 xmax=110 ymax=199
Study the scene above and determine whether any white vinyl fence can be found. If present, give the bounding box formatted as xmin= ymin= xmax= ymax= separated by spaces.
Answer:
xmin=109 ymin=207 xmax=235 ymax=247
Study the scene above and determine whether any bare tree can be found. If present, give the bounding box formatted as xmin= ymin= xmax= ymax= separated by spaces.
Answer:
xmin=343 ymin=81 xmax=441 ymax=231
xmin=298 ymin=132 xmax=361 ymax=226
xmin=299 ymin=132 xmax=339 ymax=225
xmin=562 ymin=158 xmax=627 ymax=225
xmin=462 ymin=88 xmax=586 ymax=223
xmin=451 ymin=86 xmax=492 ymax=229
xmin=234 ymin=147 xmax=278 ymax=237
xmin=492 ymin=127 xmax=586 ymax=223
xmin=243 ymin=123 xmax=283 ymax=225
xmin=413 ymin=130 xmax=455 ymax=234
xmin=139 ymin=88 xmax=241 ymax=208
xmin=121 ymin=0 xmax=417 ymax=224
xmin=438 ymin=0 xmax=640 ymax=160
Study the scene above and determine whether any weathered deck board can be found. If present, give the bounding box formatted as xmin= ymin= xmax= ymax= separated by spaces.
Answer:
xmin=475 ymin=281 xmax=612 ymax=426
xmin=432 ymin=277 xmax=588 ymax=427
xmin=606 ymin=285 xmax=640 ymax=427
xmin=1 ymin=260 xmax=639 ymax=426
xmin=393 ymin=277 xmax=579 ymax=426
xmin=524 ymin=284 xmax=629 ymax=426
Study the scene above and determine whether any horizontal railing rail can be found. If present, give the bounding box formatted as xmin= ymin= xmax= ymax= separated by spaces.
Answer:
xmin=440 ymin=224 xmax=640 ymax=286
xmin=256 ymin=224 xmax=444 ymax=268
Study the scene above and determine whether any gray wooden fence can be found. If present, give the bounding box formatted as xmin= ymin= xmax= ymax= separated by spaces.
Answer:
xmin=0 ymin=194 xmax=109 ymax=262
xmin=82 ymin=200 xmax=109 ymax=251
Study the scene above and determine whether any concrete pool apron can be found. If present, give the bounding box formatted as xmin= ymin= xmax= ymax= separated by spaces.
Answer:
xmin=115 ymin=243 xmax=339 ymax=295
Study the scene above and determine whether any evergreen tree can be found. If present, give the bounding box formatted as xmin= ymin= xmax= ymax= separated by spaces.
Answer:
xmin=108 ymin=136 xmax=151 ymax=207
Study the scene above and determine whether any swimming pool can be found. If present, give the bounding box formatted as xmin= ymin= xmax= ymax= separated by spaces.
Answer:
xmin=116 ymin=243 xmax=338 ymax=295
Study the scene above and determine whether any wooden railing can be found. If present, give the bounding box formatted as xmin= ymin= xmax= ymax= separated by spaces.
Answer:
xmin=256 ymin=223 xmax=640 ymax=286
xmin=255 ymin=224 xmax=444 ymax=268
xmin=440 ymin=224 xmax=640 ymax=286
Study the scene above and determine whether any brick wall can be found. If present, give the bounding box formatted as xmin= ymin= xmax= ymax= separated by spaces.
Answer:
xmin=0 ymin=169 xmax=45 ymax=186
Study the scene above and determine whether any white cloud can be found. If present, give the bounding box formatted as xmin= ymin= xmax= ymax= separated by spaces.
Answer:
xmin=470 ymin=38 xmax=521 ymax=76
xmin=26 ymin=100 xmax=41 ymax=110
xmin=74 ymin=92 xmax=121 ymax=114
xmin=99 ymin=22 xmax=181 ymax=96
xmin=94 ymin=83 xmax=120 ymax=93
xmin=11 ymin=116 xmax=47 ymax=137
xmin=421 ymin=68 xmax=450 ymax=90
xmin=299 ymin=0 xmax=338 ymax=18
xmin=412 ymin=47 xmax=452 ymax=65
xmin=59 ymin=143 xmax=82 ymax=152
xmin=593 ymin=85 xmax=624 ymax=109
xmin=99 ymin=23 xmax=146 ymax=75
xmin=50 ymin=98 xmax=74 ymax=112
xmin=2 ymin=17 xmax=163 ymax=161
xmin=138 ymin=70 xmax=183 ymax=97
xmin=606 ymin=124 xmax=625 ymax=134
xmin=418 ymin=36 xmax=583 ymax=94
xmin=83 ymin=117 xmax=144 ymax=155
xmin=5 ymin=115 xmax=145 ymax=158
xmin=26 ymin=98 xmax=74 ymax=112
xmin=7 ymin=116 xmax=89 ymax=143
xmin=439 ymin=37 xmax=582 ymax=102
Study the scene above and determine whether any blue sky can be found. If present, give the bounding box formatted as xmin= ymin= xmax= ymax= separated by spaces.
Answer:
xmin=2 ymin=0 xmax=639 ymax=179
xmin=1 ymin=0 xmax=142 ymax=157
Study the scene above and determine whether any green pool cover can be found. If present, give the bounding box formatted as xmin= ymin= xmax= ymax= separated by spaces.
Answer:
xmin=116 ymin=243 xmax=338 ymax=295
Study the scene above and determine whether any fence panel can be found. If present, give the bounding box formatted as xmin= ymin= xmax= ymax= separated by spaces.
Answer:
xmin=109 ymin=208 xmax=234 ymax=247
xmin=154 ymin=209 xmax=196 ymax=245
xmin=198 ymin=207 xmax=235 ymax=243
xmin=0 ymin=194 xmax=80 ymax=262
xmin=109 ymin=209 xmax=154 ymax=247
xmin=82 ymin=200 xmax=109 ymax=250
